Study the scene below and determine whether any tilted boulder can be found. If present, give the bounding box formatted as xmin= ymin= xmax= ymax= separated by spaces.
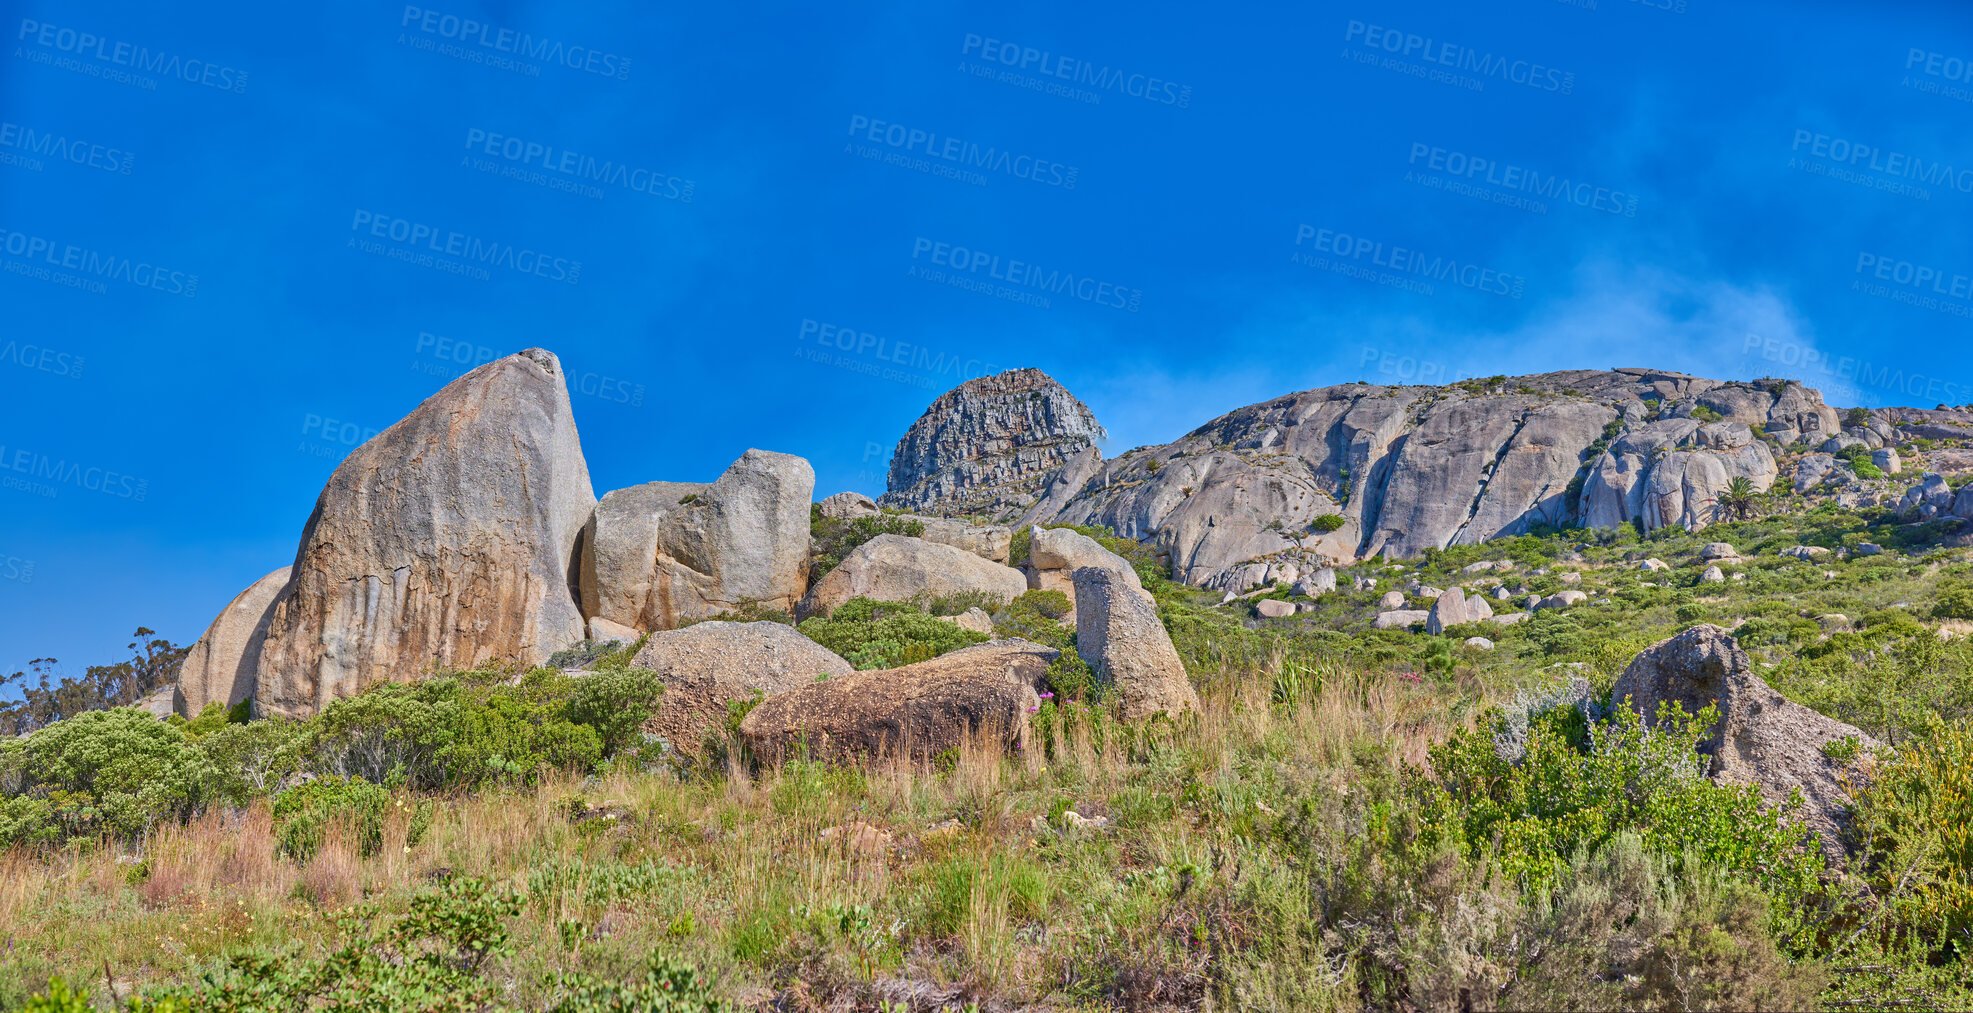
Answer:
xmin=174 ymin=567 xmax=291 ymax=718
xmin=738 ymin=640 xmax=1052 ymax=764
xmin=628 ymin=621 xmax=852 ymax=756
xmin=1027 ymin=526 xmax=1146 ymax=601
xmin=256 ymin=349 xmax=594 ymax=718
xmin=1425 ymin=587 xmax=1470 ymax=635
xmin=800 ymin=534 xmax=1027 ymax=618
xmin=1611 ymin=624 xmax=1879 ymax=860
xmin=1073 ymin=566 xmax=1199 ymax=720
xmin=581 ymin=449 xmax=814 ymax=631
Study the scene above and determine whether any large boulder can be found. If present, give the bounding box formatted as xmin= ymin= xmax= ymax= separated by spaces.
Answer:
xmin=581 ymin=449 xmax=814 ymax=631
xmin=627 ymin=621 xmax=852 ymax=756
xmin=881 ymin=368 xmax=1106 ymax=519
xmin=800 ymin=534 xmax=1027 ymax=618
xmin=1611 ymin=625 xmax=1879 ymax=860
xmin=737 ymin=640 xmax=1053 ymax=764
xmin=816 ymin=491 xmax=879 ymax=520
xmin=1027 ymin=526 xmax=1146 ymax=601
xmin=1425 ymin=587 xmax=1470 ymax=635
xmin=912 ymin=516 xmax=1015 ymax=564
xmin=1072 ymin=566 xmax=1200 ymax=720
xmin=256 ymin=349 xmax=594 ymax=718
xmin=173 ymin=567 xmax=291 ymax=718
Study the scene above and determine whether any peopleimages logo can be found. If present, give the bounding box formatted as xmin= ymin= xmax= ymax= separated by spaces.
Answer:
xmin=348 ymin=210 xmax=581 ymax=285
xmin=0 ymin=445 xmax=148 ymax=501
xmin=462 ymin=128 xmax=693 ymax=202
xmin=398 ymin=7 xmax=631 ymax=80
xmin=1294 ymin=225 xmax=1525 ymax=299
xmin=957 ymin=34 xmax=1192 ymax=108
xmin=910 ymin=237 xmax=1141 ymax=311
xmin=14 ymin=19 xmax=248 ymax=93
xmin=846 ymin=116 xmax=1079 ymax=189
xmin=1789 ymin=129 xmax=1973 ymax=194
xmin=1343 ymin=20 xmax=1575 ymax=94
xmin=0 ymin=122 xmax=134 ymax=175
xmin=1 ymin=340 xmax=86 ymax=380
xmin=0 ymin=227 xmax=198 ymax=296
xmin=1407 ymin=143 xmax=1638 ymax=216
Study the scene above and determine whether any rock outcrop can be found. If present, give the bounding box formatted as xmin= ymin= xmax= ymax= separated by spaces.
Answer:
xmin=627 ymin=621 xmax=852 ymax=755
xmin=880 ymin=368 xmax=1106 ymax=518
xmin=1611 ymin=625 xmax=1879 ymax=860
xmin=255 ymin=350 xmax=594 ymax=718
xmin=800 ymin=534 xmax=1028 ymax=618
xmin=173 ymin=567 xmax=292 ymax=718
xmin=816 ymin=491 xmax=879 ymax=520
xmin=975 ymin=369 xmax=1823 ymax=587
xmin=580 ymin=449 xmax=813 ymax=632
xmin=737 ymin=640 xmax=1053 ymax=763
xmin=1072 ymin=566 xmax=1200 ymax=720
xmin=1026 ymin=526 xmax=1145 ymax=601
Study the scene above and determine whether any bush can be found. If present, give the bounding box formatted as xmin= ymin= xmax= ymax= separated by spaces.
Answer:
xmin=1848 ymin=718 xmax=1973 ymax=956
xmin=272 ymin=775 xmax=390 ymax=861
xmin=545 ymin=956 xmax=733 ymax=1012
xmin=0 ymin=707 xmax=215 ymax=847
xmin=1934 ymin=587 xmax=1973 ymax=620
xmin=808 ymin=512 xmax=924 ymax=584
xmin=796 ymin=597 xmax=988 ymax=670
xmin=1309 ymin=514 xmax=1346 ymax=534
xmin=994 ymin=589 xmax=1075 ymax=649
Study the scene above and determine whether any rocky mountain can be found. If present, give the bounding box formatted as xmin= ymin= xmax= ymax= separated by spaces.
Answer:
xmin=890 ymin=367 xmax=1860 ymax=589
xmin=879 ymin=368 xmax=1105 ymax=517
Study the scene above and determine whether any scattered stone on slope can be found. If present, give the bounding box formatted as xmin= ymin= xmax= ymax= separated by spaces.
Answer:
xmin=880 ymin=368 xmax=1106 ymax=519
xmin=799 ymin=534 xmax=1027 ymax=619
xmin=174 ymin=566 xmax=291 ymax=718
xmin=737 ymin=640 xmax=1052 ymax=764
xmin=628 ymin=620 xmax=852 ymax=756
xmin=1073 ymin=566 xmax=1200 ymax=720
xmin=580 ymin=449 xmax=814 ymax=632
xmin=1611 ymin=624 xmax=1880 ymax=861
xmin=255 ymin=349 xmax=595 ymax=719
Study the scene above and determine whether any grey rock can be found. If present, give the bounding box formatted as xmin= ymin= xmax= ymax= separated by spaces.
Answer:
xmin=1256 ymin=598 xmax=1296 ymax=619
xmin=1794 ymin=454 xmax=1837 ymax=494
xmin=1854 ymin=542 xmax=1883 ymax=557
xmin=1463 ymin=636 xmax=1495 ymax=651
xmin=1073 ymin=566 xmax=1200 ymax=720
xmin=816 ymin=491 xmax=879 ymax=520
xmin=1638 ymin=558 xmax=1671 ymax=571
xmin=1466 ymin=593 xmax=1495 ymax=622
xmin=1426 ymin=587 xmax=1471 ymax=635
xmin=174 ymin=566 xmax=291 ymax=718
xmin=910 ymin=516 xmax=1015 ymax=564
xmin=1611 ymin=625 xmax=1880 ymax=860
xmin=1872 ymin=448 xmax=1902 ymax=475
xmin=1374 ymin=609 xmax=1429 ymax=629
xmin=882 ymin=368 xmax=1105 ymax=519
xmin=1293 ymin=567 xmax=1338 ymax=597
xmin=1027 ymin=526 xmax=1143 ymax=599
xmin=1701 ymin=541 xmax=1739 ymax=559
xmin=1700 ymin=565 xmax=1725 ymax=583
xmin=1378 ymin=590 xmax=1408 ymax=609
xmin=1781 ymin=545 xmax=1831 ymax=560
xmin=587 ymin=616 xmax=641 ymax=643
xmin=256 ymin=349 xmax=594 ymax=719
xmin=1489 ymin=611 xmax=1531 ymax=626
xmin=801 ymin=534 xmax=1027 ymax=618
xmin=581 ymin=449 xmax=814 ymax=631
xmin=1819 ymin=435 xmax=1868 ymax=455
xmin=630 ymin=621 xmax=852 ymax=756
xmin=1538 ymin=589 xmax=1589 ymax=610
xmin=1491 ymin=585 xmax=1515 ymax=600
xmin=943 ymin=607 xmax=997 ymax=634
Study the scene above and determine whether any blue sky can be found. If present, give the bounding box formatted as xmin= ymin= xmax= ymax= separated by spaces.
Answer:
xmin=3 ymin=0 xmax=1971 ymax=679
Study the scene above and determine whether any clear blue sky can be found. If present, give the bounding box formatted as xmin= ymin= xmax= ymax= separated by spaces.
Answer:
xmin=4 ymin=0 xmax=1971 ymax=679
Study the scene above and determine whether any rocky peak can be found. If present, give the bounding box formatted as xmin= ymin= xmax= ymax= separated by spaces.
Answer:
xmin=880 ymin=368 xmax=1105 ymax=519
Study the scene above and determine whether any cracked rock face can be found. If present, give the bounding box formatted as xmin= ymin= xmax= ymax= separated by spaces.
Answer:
xmin=880 ymin=368 xmax=1106 ymax=519
xmin=255 ymin=350 xmax=595 ymax=718
xmin=899 ymin=368 xmax=1830 ymax=588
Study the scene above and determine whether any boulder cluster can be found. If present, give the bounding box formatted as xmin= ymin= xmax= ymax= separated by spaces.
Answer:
xmin=173 ymin=353 xmax=1196 ymax=771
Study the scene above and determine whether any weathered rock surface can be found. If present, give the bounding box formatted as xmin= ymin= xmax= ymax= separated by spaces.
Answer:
xmin=256 ymin=350 xmax=595 ymax=718
xmin=1256 ymin=598 xmax=1295 ymax=619
xmin=942 ymin=607 xmax=996 ymax=634
xmin=800 ymin=534 xmax=1027 ymax=618
xmin=1426 ymin=587 xmax=1470 ymax=635
xmin=970 ymin=370 xmax=1827 ymax=585
xmin=881 ymin=368 xmax=1106 ymax=518
xmin=628 ymin=620 xmax=852 ymax=755
xmin=1027 ymin=526 xmax=1145 ymax=601
xmin=816 ymin=491 xmax=879 ymax=520
xmin=580 ymin=449 xmax=814 ymax=632
xmin=1375 ymin=609 xmax=1429 ymax=629
xmin=737 ymin=640 xmax=1052 ymax=763
xmin=911 ymin=516 xmax=1014 ymax=563
xmin=1073 ymin=566 xmax=1200 ymax=720
xmin=1378 ymin=590 xmax=1408 ymax=610
xmin=174 ymin=567 xmax=291 ymax=718
xmin=1611 ymin=625 xmax=1879 ymax=860
xmin=587 ymin=616 xmax=641 ymax=643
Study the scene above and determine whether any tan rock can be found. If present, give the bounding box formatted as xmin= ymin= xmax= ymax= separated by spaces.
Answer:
xmin=1072 ymin=566 xmax=1199 ymax=720
xmin=174 ymin=566 xmax=291 ymax=718
xmin=738 ymin=640 xmax=1052 ymax=764
xmin=800 ymin=534 xmax=1027 ymax=619
xmin=629 ymin=620 xmax=852 ymax=756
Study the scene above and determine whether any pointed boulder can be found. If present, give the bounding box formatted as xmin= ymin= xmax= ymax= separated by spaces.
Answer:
xmin=173 ymin=566 xmax=291 ymax=718
xmin=255 ymin=349 xmax=595 ymax=718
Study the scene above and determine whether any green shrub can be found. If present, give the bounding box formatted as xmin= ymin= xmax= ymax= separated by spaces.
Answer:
xmin=0 ymin=707 xmax=215 ymax=846
xmin=1309 ymin=514 xmax=1346 ymax=534
xmin=995 ymin=589 xmax=1075 ymax=649
xmin=1934 ymin=587 xmax=1973 ymax=620
xmin=272 ymin=775 xmax=390 ymax=861
xmin=796 ymin=597 xmax=987 ymax=670
xmin=809 ymin=512 xmax=925 ymax=584
xmin=1848 ymin=718 xmax=1973 ymax=956
xmin=545 ymin=956 xmax=733 ymax=1012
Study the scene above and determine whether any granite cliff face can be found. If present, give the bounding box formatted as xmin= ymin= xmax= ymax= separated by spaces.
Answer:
xmin=890 ymin=368 xmax=1844 ymax=588
xmin=879 ymin=368 xmax=1106 ymax=518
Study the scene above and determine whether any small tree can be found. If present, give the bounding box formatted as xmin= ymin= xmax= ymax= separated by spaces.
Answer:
xmin=1716 ymin=477 xmax=1760 ymax=522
